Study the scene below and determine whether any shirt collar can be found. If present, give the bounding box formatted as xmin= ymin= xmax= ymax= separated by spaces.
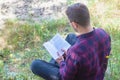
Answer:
xmin=77 ymin=28 xmax=95 ymax=39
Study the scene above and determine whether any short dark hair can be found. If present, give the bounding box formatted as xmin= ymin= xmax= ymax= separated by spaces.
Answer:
xmin=66 ymin=3 xmax=90 ymax=27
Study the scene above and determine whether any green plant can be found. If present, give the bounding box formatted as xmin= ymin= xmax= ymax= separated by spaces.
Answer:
xmin=0 ymin=60 xmax=4 ymax=79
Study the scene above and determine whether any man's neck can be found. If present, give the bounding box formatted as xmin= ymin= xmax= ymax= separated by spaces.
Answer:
xmin=76 ymin=25 xmax=93 ymax=36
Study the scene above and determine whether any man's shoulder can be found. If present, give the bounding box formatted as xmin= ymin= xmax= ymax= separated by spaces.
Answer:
xmin=95 ymin=28 xmax=111 ymax=41
xmin=95 ymin=28 xmax=110 ymax=36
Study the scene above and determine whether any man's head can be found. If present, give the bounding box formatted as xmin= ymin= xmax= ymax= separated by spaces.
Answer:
xmin=66 ymin=3 xmax=90 ymax=32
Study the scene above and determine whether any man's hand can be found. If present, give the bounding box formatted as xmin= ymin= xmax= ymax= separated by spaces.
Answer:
xmin=61 ymin=49 xmax=67 ymax=55
xmin=56 ymin=52 xmax=64 ymax=64
xmin=61 ymin=49 xmax=67 ymax=59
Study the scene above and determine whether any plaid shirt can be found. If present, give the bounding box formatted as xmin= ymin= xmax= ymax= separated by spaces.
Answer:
xmin=60 ymin=28 xmax=111 ymax=80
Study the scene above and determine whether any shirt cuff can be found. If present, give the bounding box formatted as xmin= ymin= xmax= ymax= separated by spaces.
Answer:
xmin=60 ymin=61 xmax=65 ymax=67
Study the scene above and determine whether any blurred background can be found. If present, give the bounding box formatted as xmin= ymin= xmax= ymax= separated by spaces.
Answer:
xmin=0 ymin=0 xmax=120 ymax=80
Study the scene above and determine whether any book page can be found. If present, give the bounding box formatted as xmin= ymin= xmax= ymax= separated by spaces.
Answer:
xmin=43 ymin=42 xmax=58 ymax=59
xmin=50 ymin=33 xmax=71 ymax=56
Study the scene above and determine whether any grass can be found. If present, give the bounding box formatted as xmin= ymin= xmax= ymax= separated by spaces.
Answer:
xmin=0 ymin=0 xmax=120 ymax=80
xmin=0 ymin=17 xmax=68 ymax=80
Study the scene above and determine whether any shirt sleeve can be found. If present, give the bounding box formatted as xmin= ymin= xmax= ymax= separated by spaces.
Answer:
xmin=59 ymin=51 xmax=80 ymax=80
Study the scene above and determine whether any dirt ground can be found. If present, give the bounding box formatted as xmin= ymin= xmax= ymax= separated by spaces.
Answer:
xmin=0 ymin=0 xmax=68 ymax=28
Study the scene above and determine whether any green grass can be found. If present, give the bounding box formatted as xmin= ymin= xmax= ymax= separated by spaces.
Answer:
xmin=0 ymin=0 xmax=120 ymax=80
xmin=0 ymin=17 xmax=68 ymax=80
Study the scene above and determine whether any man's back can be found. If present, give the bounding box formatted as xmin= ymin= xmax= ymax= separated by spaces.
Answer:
xmin=60 ymin=28 xmax=111 ymax=80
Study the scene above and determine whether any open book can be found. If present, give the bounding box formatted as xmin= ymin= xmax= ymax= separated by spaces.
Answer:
xmin=43 ymin=33 xmax=71 ymax=60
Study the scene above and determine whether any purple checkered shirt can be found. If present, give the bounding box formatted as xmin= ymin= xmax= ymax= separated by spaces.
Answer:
xmin=59 ymin=28 xmax=111 ymax=80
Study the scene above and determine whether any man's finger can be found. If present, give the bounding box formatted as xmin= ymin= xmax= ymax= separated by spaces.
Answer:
xmin=61 ymin=49 xmax=66 ymax=52
xmin=57 ymin=52 xmax=60 ymax=56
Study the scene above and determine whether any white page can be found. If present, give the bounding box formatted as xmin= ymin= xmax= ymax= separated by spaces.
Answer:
xmin=43 ymin=33 xmax=71 ymax=59
xmin=50 ymin=33 xmax=71 ymax=56
xmin=43 ymin=42 xmax=58 ymax=59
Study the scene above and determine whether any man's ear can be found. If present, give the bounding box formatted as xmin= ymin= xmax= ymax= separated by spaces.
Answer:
xmin=71 ymin=22 xmax=78 ymax=29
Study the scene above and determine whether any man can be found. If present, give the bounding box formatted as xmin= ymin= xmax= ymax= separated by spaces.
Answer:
xmin=31 ymin=3 xmax=111 ymax=80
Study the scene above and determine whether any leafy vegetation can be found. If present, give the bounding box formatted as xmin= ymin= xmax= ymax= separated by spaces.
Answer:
xmin=0 ymin=17 xmax=69 ymax=80
xmin=0 ymin=0 xmax=120 ymax=80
